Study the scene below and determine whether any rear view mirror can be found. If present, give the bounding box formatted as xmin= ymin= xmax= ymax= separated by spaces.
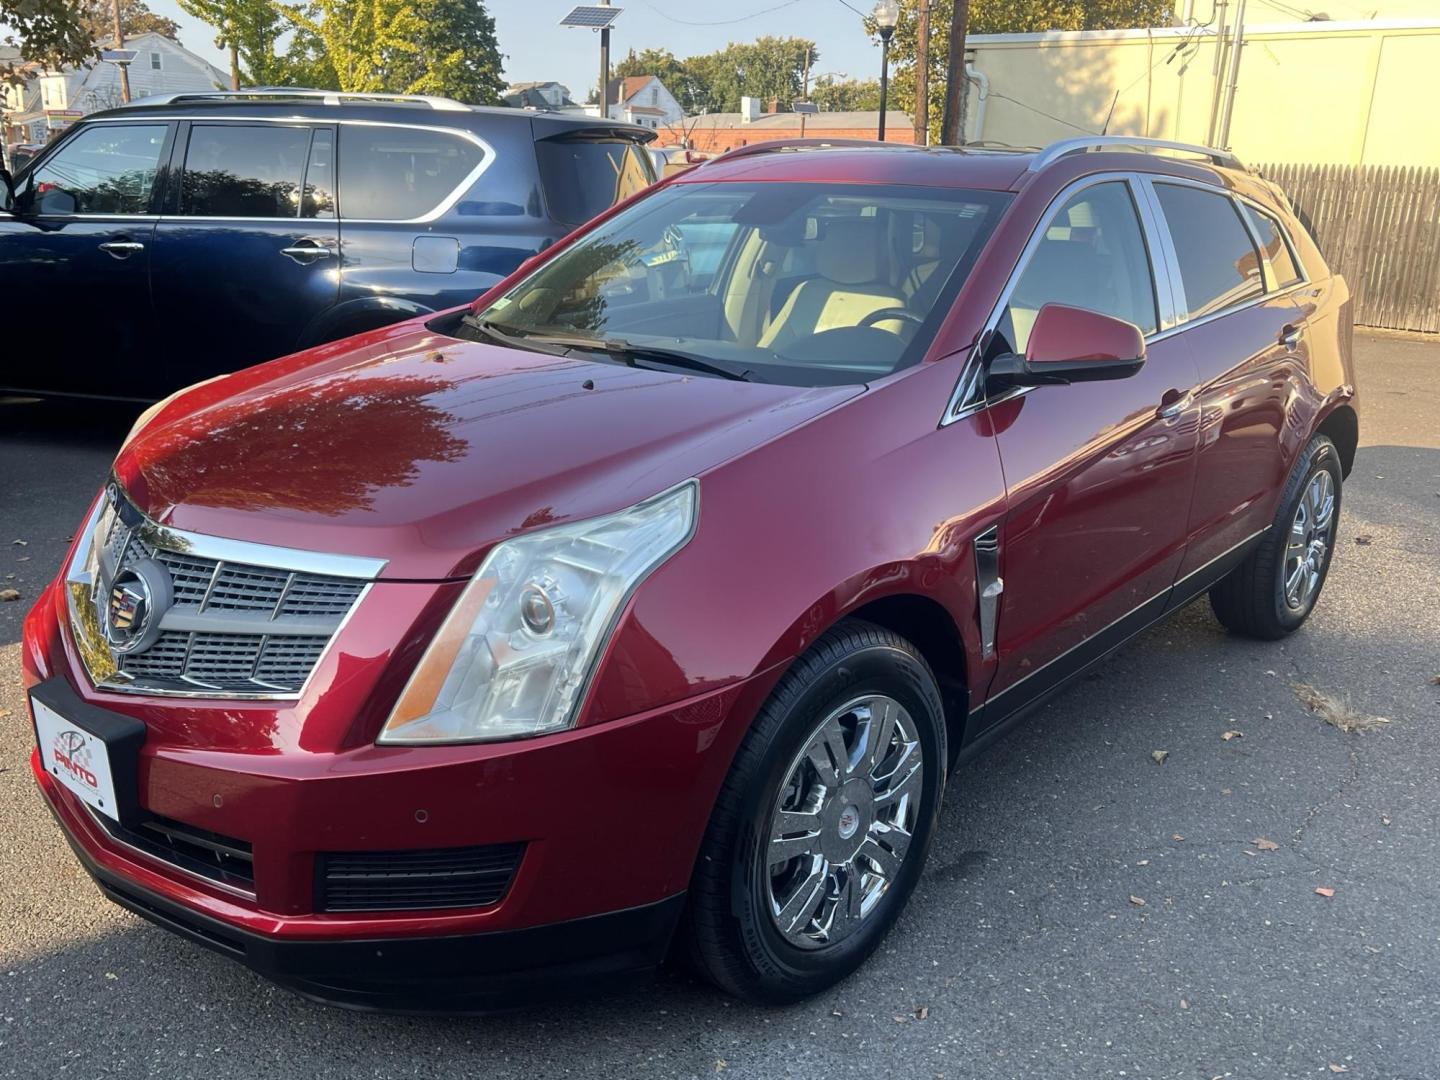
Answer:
xmin=987 ymin=303 xmax=1146 ymax=394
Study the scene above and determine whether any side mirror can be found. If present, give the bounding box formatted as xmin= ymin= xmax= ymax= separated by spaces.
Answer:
xmin=0 ymin=168 xmax=13 ymax=212
xmin=987 ymin=303 xmax=1146 ymax=394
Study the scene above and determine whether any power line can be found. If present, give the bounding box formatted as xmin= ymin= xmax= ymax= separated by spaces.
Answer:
xmin=638 ymin=0 xmax=806 ymax=26
xmin=831 ymin=0 xmax=869 ymax=18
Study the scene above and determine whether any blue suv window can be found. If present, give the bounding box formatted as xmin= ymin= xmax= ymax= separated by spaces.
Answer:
xmin=337 ymin=126 xmax=483 ymax=220
xmin=535 ymin=137 xmax=654 ymax=226
xmin=26 ymin=123 xmax=168 ymax=215
xmin=180 ymin=124 xmax=310 ymax=218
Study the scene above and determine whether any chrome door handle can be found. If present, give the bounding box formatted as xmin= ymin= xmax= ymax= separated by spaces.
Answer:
xmin=98 ymin=241 xmax=144 ymax=258
xmin=279 ymin=243 xmax=335 ymax=263
xmin=1157 ymin=390 xmax=1194 ymax=418
xmin=1279 ymin=323 xmax=1302 ymax=350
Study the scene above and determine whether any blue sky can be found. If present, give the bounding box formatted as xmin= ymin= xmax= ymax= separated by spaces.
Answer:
xmin=145 ymin=0 xmax=888 ymax=100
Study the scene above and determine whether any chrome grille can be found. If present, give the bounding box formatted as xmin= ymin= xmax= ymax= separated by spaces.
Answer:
xmin=68 ymin=484 xmax=381 ymax=699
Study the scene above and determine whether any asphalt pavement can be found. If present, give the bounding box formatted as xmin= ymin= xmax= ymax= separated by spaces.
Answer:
xmin=2 ymin=331 xmax=1437 ymax=1080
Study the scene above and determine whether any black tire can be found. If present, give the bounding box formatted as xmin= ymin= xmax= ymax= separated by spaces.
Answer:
xmin=1209 ymin=434 xmax=1343 ymax=639
xmin=681 ymin=619 xmax=947 ymax=1004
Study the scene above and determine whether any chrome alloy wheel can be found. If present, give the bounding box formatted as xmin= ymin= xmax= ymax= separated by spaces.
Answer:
xmin=765 ymin=694 xmax=923 ymax=950
xmin=1284 ymin=469 xmax=1336 ymax=610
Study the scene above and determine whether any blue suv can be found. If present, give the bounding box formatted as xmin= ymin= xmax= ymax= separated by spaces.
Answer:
xmin=0 ymin=89 xmax=657 ymax=400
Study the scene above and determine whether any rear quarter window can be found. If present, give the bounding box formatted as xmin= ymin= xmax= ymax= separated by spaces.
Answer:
xmin=338 ymin=126 xmax=485 ymax=220
xmin=535 ymin=138 xmax=655 ymax=226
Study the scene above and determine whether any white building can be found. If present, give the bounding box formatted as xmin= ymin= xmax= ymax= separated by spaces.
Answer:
xmin=595 ymin=75 xmax=684 ymax=130
xmin=4 ymin=32 xmax=227 ymax=146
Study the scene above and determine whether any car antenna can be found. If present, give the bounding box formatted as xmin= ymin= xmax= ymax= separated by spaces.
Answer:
xmin=1100 ymin=91 xmax=1119 ymax=135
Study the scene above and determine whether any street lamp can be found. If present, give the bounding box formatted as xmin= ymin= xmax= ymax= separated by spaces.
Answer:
xmin=873 ymin=0 xmax=900 ymax=140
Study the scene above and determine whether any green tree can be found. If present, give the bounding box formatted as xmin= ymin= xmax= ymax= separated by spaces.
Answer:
xmin=388 ymin=0 xmax=505 ymax=104
xmin=810 ymin=76 xmax=881 ymax=112
xmin=175 ymin=0 xmax=288 ymax=88
xmin=2 ymin=0 xmax=94 ymax=83
xmin=880 ymin=0 xmax=1173 ymax=143
xmin=604 ymin=37 xmax=815 ymax=116
xmin=271 ymin=0 xmax=421 ymax=92
xmin=80 ymin=0 xmax=182 ymax=41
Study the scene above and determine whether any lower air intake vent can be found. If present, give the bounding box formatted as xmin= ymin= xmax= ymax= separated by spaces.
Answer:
xmin=316 ymin=843 xmax=525 ymax=912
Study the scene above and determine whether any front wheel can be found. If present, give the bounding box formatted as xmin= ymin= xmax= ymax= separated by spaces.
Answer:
xmin=1210 ymin=433 xmax=1343 ymax=639
xmin=682 ymin=621 xmax=946 ymax=1004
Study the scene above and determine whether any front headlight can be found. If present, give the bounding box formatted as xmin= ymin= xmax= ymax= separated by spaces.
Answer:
xmin=378 ymin=481 xmax=698 ymax=745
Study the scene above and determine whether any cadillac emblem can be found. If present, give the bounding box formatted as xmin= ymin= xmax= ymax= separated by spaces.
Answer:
xmin=102 ymin=558 xmax=171 ymax=654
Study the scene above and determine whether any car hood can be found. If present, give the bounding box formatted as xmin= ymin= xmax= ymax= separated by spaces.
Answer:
xmin=114 ymin=322 xmax=861 ymax=580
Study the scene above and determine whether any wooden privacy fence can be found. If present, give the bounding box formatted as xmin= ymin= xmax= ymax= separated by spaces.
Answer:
xmin=1260 ymin=163 xmax=1440 ymax=334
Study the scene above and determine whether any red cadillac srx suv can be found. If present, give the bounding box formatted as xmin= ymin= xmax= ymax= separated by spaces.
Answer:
xmin=23 ymin=136 xmax=1357 ymax=1010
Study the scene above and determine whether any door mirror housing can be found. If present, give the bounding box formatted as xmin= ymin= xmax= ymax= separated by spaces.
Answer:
xmin=0 ymin=168 xmax=13 ymax=212
xmin=987 ymin=304 xmax=1146 ymax=394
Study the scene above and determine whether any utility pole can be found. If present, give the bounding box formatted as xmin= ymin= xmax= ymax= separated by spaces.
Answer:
xmin=598 ymin=0 xmax=612 ymax=120
xmin=801 ymin=46 xmax=811 ymax=138
xmin=913 ymin=0 xmax=930 ymax=145
xmin=1216 ymin=0 xmax=1247 ymax=148
xmin=1205 ymin=0 xmax=1229 ymax=147
xmin=111 ymin=0 xmax=131 ymax=103
xmin=939 ymin=0 xmax=969 ymax=145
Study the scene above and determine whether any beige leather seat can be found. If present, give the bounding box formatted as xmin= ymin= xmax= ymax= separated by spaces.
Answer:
xmin=759 ymin=218 xmax=907 ymax=352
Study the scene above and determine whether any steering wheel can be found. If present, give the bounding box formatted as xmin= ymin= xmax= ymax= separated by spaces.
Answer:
xmin=858 ymin=308 xmax=925 ymax=330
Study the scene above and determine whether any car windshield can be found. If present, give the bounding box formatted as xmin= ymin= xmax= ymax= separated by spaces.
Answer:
xmin=471 ymin=181 xmax=1012 ymax=386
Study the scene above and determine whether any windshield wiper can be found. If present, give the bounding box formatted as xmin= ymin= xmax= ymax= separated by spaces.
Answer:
xmin=526 ymin=333 xmax=754 ymax=382
xmin=459 ymin=314 xmax=572 ymax=357
xmin=462 ymin=317 xmax=753 ymax=382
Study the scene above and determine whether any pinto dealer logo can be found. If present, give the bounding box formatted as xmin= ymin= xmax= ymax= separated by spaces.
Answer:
xmin=52 ymin=729 xmax=100 ymax=791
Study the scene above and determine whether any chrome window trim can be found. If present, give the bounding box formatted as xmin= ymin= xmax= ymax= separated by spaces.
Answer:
xmin=942 ymin=171 xmax=1314 ymax=427
xmin=940 ymin=171 xmax=1169 ymax=427
xmin=85 ymin=114 xmax=496 ymax=226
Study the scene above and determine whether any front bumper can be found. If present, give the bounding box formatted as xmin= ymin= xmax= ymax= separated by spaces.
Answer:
xmin=39 ymin=773 xmax=684 ymax=1012
xmin=24 ymin=581 xmax=780 ymax=1009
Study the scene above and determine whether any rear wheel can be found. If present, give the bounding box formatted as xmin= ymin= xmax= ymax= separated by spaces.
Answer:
xmin=682 ymin=621 xmax=946 ymax=1004
xmin=1210 ymin=434 xmax=1342 ymax=639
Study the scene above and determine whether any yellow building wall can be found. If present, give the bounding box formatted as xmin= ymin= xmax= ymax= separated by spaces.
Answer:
xmin=968 ymin=22 xmax=1440 ymax=166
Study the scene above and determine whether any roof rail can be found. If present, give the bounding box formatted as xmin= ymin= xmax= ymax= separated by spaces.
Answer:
xmin=707 ymin=138 xmax=902 ymax=164
xmin=123 ymin=88 xmax=471 ymax=112
xmin=1028 ymin=135 xmax=1247 ymax=173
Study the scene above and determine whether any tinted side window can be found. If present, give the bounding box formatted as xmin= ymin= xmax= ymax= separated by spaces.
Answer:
xmin=26 ymin=123 xmax=168 ymax=215
xmin=302 ymin=129 xmax=335 ymax=219
xmin=535 ymin=138 xmax=655 ymax=226
xmin=180 ymin=125 xmax=310 ymax=218
xmin=1241 ymin=203 xmax=1301 ymax=288
xmin=1155 ymin=184 xmax=1263 ymax=319
xmin=1000 ymin=181 xmax=1157 ymax=355
xmin=338 ymin=126 xmax=482 ymax=220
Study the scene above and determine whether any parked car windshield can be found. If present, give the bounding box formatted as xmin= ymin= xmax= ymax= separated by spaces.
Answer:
xmin=473 ymin=181 xmax=1011 ymax=386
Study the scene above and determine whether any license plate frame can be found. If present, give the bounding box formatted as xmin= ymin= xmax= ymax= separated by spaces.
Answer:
xmin=30 ymin=677 xmax=146 ymax=826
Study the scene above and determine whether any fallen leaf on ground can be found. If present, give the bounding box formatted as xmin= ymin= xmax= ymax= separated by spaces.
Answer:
xmin=1354 ymin=535 xmax=1374 ymax=545
xmin=1221 ymin=788 xmax=1233 ymax=795
xmin=1294 ymin=683 xmax=1390 ymax=733
xmin=1381 ymin=816 xmax=1392 ymax=827
xmin=1430 ymin=675 xmax=1440 ymax=686
xmin=715 ymin=1060 xmax=727 ymax=1073
xmin=892 ymin=1015 xmax=909 ymax=1024
xmin=1315 ymin=887 xmax=1336 ymax=898
xmin=1151 ymin=750 xmax=1169 ymax=764
xmin=1328 ymin=1065 xmax=1348 ymax=1074
xmin=0 ymin=589 xmax=20 ymax=602
xmin=10 ymin=539 xmax=25 ymax=546
xmin=1179 ymin=998 xmax=1189 ymax=1010
xmin=1172 ymin=834 xmax=1185 ymax=841
xmin=914 ymin=1005 xmax=929 ymax=1020
xmin=1254 ymin=837 xmax=1279 ymax=851
xmin=1129 ymin=895 xmax=1147 ymax=906
xmin=1222 ymin=730 xmax=1243 ymax=741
